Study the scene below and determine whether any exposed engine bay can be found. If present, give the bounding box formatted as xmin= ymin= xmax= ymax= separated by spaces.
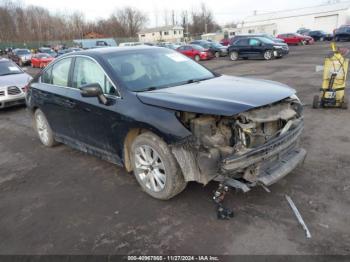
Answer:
xmin=171 ymin=97 xmax=305 ymax=186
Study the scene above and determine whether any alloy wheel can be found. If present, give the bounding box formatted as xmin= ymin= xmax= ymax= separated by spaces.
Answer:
xmin=264 ymin=50 xmax=273 ymax=60
xmin=35 ymin=113 xmax=49 ymax=145
xmin=134 ymin=145 xmax=166 ymax=193
xmin=230 ymin=52 xmax=238 ymax=61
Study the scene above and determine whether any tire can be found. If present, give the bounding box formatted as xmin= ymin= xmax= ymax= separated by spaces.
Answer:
xmin=313 ymin=95 xmax=319 ymax=109
xmin=335 ymin=36 xmax=340 ymax=42
xmin=34 ymin=109 xmax=58 ymax=147
xmin=229 ymin=51 xmax=239 ymax=61
xmin=263 ymin=50 xmax=273 ymax=60
xmin=215 ymin=51 xmax=220 ymax=58
xmin=194 ymin=55 xmax=200 ymax=62
xmin=131 ymin=132 xmax=187 ymax=200
xmin=320 ymin=37 xmax=325 ymax=42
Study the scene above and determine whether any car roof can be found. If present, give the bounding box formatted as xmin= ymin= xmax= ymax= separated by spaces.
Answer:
xmin=68 ymin=46 xmax=158 ymax=56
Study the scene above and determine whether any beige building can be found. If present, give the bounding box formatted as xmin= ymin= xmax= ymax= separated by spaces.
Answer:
xmin=138 ymin=25 xmax=184 ymax=43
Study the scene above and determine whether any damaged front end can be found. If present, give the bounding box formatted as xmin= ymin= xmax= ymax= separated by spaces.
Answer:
xmin=171 ymin=96 xmax=306 ymax=191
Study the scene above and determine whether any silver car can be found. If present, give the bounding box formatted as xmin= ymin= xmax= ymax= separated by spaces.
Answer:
xmin=0 ymin=58 xmax=32 ymax=108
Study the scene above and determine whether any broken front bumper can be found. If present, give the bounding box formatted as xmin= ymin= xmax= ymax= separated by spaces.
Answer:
xmin=220 ymin=121 xmax=306 ymax=187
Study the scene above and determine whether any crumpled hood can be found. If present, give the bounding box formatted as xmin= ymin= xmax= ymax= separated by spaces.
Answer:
xmin=0 ymin=73 xmax=32 ymax=88
xmin=136 ymin=75 xmax=295 ymax=116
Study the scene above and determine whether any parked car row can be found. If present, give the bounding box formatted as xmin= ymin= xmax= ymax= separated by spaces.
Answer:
xmin=4 ymin=46 xmax=83 ymax=69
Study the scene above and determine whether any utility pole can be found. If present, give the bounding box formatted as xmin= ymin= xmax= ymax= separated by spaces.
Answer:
xmin=186 ymin=11 xmax=189 ymax=42
xmin=172 ymin=10 xmax=175 ymax=26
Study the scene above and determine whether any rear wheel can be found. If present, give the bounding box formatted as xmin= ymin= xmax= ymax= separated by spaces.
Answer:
xmin=313 ymin=95 xmax=320 ymax=109
xmin=34 ymin=109 xmax=58 ymax=147
xmin=263 ymin=50 xmax=273 ymax=60
xmin=194 ymin=55 xmax=200 ymax=62
xmin=229 ymin=51 xmax=239 ymax=61
xmin=131 ymin=132 xmax=187 ymax=200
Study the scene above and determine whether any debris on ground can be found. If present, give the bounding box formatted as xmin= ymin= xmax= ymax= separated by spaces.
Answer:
xmin=261 ymin=184 xmax=271 ymax=193
xmin=213 ymin=183 xmax=234 ymax=220
xmin=285 ymin=195 xmax=312 ymax=239
xmin=318 ymin=223 xmax=329 ymax=229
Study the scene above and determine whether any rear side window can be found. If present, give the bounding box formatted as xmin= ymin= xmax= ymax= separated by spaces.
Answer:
xmin=52 ymin=58 xmax=72 ymax=87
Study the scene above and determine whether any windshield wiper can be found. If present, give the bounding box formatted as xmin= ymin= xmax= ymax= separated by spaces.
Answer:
xmin=184 ymin=77 xmax=214 ymax=84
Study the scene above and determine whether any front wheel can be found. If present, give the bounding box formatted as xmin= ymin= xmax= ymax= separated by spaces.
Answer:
xmin=229 ymin=51 xmax=239 ymax=61
xmin=263 ymin=50 xmax=273 ymax=60
xmin=131 ymin=132 xmax=187 ymax=200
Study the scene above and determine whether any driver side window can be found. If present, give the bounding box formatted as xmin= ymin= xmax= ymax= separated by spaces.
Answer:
xmin=72 ymin=57 xmax=117 ymax=96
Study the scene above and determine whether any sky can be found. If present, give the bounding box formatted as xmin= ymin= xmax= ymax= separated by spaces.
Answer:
xmin=24 ymin=0 xmax=335 ymax=26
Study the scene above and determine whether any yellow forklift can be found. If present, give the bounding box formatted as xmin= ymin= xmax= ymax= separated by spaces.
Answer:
xmin=313 ymin=42 xmax=349 ymax=109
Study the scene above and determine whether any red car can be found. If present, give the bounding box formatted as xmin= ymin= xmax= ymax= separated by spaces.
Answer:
xmin=277 ymin=33 xmax=314 ymax=45
xmin=31 ymin=53 xmax=54 ymax=68
xmin=176 ymin=44 xmax=213 ymax=61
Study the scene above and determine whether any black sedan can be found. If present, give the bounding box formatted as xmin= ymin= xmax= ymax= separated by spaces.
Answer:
xmin=228 ymin=37 xmax=288 ymax=61
xmin=307 ymin=30 xmax=333 ymax=41
xmin=26 ymin=46 xmax=305 ymax=200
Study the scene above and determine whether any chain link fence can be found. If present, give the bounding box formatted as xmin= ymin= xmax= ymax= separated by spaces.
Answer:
xmin=0 ymin=37 xmax=139 ymax=50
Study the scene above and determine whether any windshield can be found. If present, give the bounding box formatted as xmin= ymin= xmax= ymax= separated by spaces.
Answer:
xmin=41 ymin=48 xmax=55 ymax=53
xmin=15 ymin=49 xmax=31 ymax=55
xmin=212 ymin=43 xmax=224 ymax=48
xmin=0 ymin=61 xmax=23 ymax=76
xmin=37 ymin=54 xmax=52 ymax=58
xmin=105 ymin=48 xmax=215 ymax=92
xmin=192 ymin=44 xmax=205 ymax=51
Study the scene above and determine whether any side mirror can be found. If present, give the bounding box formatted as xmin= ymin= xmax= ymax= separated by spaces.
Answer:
xmin=79 ymin=83 xmax=108 ymax=105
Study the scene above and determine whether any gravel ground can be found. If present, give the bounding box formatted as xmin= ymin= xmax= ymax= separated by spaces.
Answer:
xmin=0 ymin=42 xmax=349 ymax=255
